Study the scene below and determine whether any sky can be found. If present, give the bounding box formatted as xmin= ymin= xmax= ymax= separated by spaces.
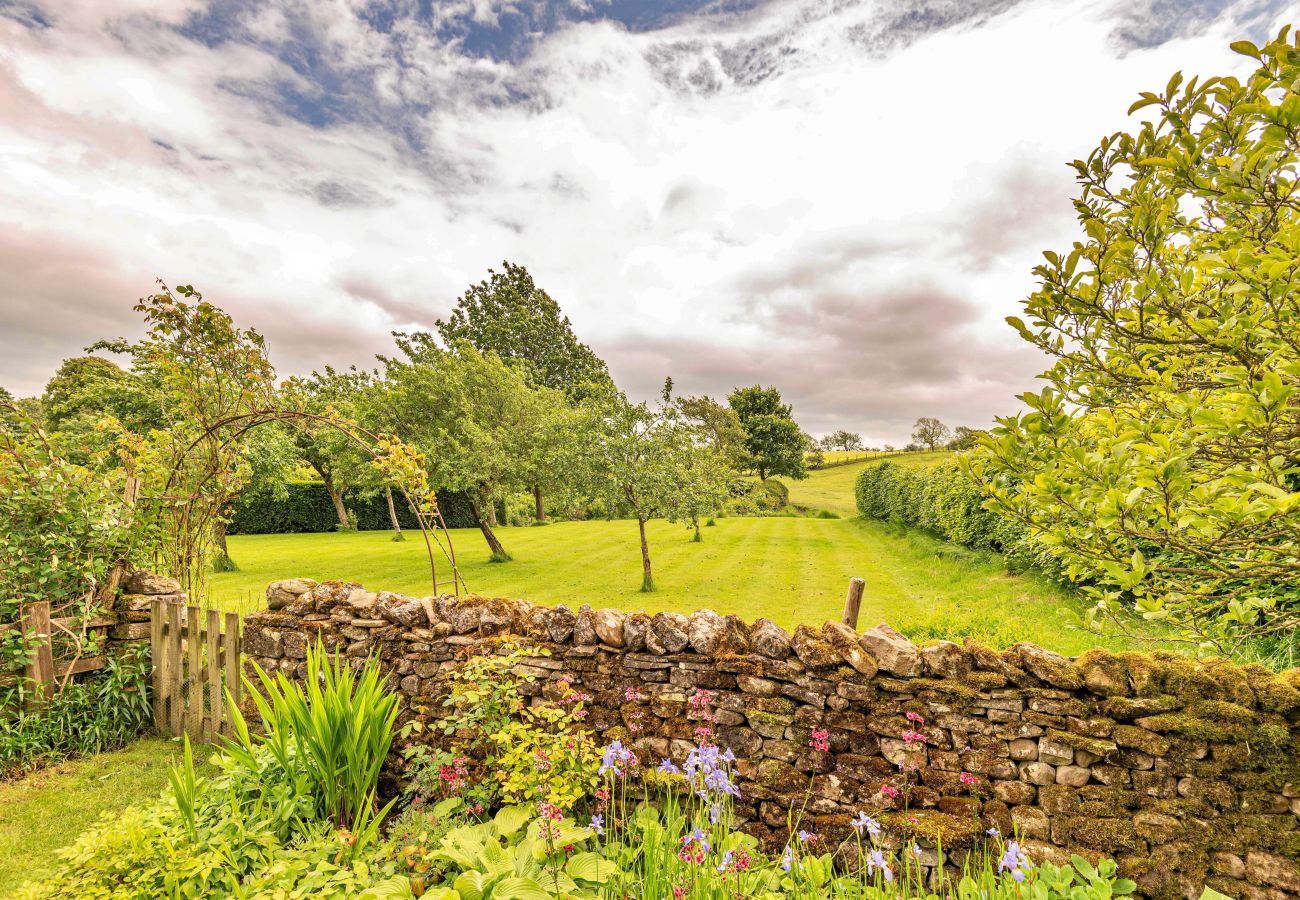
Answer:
xmin=0 ymin=0 xmax=1292 ymax=444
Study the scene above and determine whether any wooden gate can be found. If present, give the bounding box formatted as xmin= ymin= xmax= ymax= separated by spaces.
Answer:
xmin=150 ymin=599 xmax=241 ymax=739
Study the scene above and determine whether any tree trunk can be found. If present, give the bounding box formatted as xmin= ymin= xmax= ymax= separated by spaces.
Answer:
xmin=212 ymin=519 xmax=238 ymax=572
xmin=471 ymin=496 xmax=510 ymax=561
xmin=692 ymin=517 xmax=702 ymax=543
xmin=325 ymin=477 xmax=350 ymax=530
xmin=486 ymin=502 xmax=498 ymax=527
xmin=533 ymin=485 xmax=545 ymax=523
xmin=638 ymin=517 xmax=653 ymax=592
xmin=385 ymin=486 xmax=405 ymax=541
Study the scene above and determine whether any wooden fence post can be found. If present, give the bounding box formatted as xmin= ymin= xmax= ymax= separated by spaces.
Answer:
xmin=150 ymin=599 xmax=164 ymax=728
xmin=165 ymin=601 xmax=183 ymax=736
xmin=206 ymin=609 xmax=222 ymax=736
xmin=841 ymin=577 xmax=865 ymax=629
xmin=21 ymin=601 xmax=55 ymax=706
xmin=223 ymin=612 xmax=240 ymax=736
xmin=186 ymin=605 xmax=203 ymax=738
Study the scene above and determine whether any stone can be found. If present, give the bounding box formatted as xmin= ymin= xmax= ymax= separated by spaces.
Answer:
xmin=1055 ymin=765 xmax=1091 ymax=787
xmin=1011 ymin=806 xmax=1049 ymax=839
xmin=126 ymin=571 xmax=182 ymax=595
xmin=1019 ymin=761 xmax=1056 ymax=786
xmin=1113 ymin=724 xmax=1170 ymax=757
xmin=737 ymin=675 xmax=780 ymax=697
xmin=647 ymin=612 xmax=690 ymax=655
xmin=858 ymin=623 xmax=921 ymax=677
xmin=1133 ymin=812 xmax=1181 ymax=844
xmin=376 ymin=592 xmax=425 ymax=628
xmin=722 ymin=615 xmax=752 ymax=654
xmin=823 ymin=621 xmax=878 ymax=676
xmin=1213 ymin=853 xmax=1246 ymax=880
xmin=266 ymin=578 xmax=316 ymax=610
xmin=1009 ymin=738 xmax=1038 ymax=761
xmin=108 ymin=622 xmax=151 ymax=640
xmin=1013 ymin=643 xmax=1083 ymax=690
xmin=920 ymin=640 xmax=970 ymax=678
xmin=479 ymin=600 xmax=519 ymax=635
xmin=688 ymin=609 xmax=726 ymax=655
xmin=544 ymin=606 xmax=576 ymax=643
xmin=573 ymin=605 xmax=598 ymax=647
xmin=790 ymin=625 xmax=839 ymax=669
xmin=993 ymin=780 xmax=1036 ymax=805
xmin=750 ymin=618 xmax=792 ymax=659
xmin=594 ymin=608 xmax=626 ymax=647
xmin=344 ymin=588 xmax=380 ymax=615
xmin=622 ymin=613 xmax=650 ymax=651
xmin=1247 ymin=852 xmax=1300 ymax=893
xmin=241 ymin=628 xmax=283 ymax=659
xmin=1037 ymin=737 xmax=1074 ymax=766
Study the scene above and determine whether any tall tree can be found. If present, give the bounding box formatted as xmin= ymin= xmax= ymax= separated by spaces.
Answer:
xmin=436 ymin=261 xmax=611 ymax=521
xmin=968 ymin=31 xmax=1300 ymax=649
xmin=947 ymin=426 xmax=981 ymax=451
xmin=825 ymin=430 xmax=864 ymax=452
xmin=727 ymin=385 xmax=807 ymax=481
xmin=677 ymin=394 xmax=747 ymax=466
xmin=573 ymin=382 xmax=713 ymax=590
xmin=911 ymin=417 xmax=950 ymax=451
xmin=283 ymin=367 xmax=377 ymax=531
xmin=378 ymin=335 xmax=567 ymax=562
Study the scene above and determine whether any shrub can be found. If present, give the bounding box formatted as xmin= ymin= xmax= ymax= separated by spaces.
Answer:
xmin=0 ymin=645 xmax=152 ymax=776
xmin=854 ymin=462 xmax=1067 ymax=582
xmin=227 ymin=481 xmax=483 ymax=534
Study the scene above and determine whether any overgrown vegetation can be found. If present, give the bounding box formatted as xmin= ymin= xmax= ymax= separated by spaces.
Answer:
xmin=966 ymin=30 xmax=1300 ymax=653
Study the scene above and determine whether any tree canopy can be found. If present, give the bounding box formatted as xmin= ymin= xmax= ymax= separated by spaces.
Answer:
xmin=727 ymin=385 xmax=807 ymax=481
xmin=968 ymin=30 xmax=1300 ymax=650
xmin=436 ymin=261 xmax=611 ymax=400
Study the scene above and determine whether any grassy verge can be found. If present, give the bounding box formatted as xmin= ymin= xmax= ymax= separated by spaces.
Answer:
xmin=214 ymin=515 xmax=1154 ymax=656
xmin=0 ymin=737 xmax=190 ymax=895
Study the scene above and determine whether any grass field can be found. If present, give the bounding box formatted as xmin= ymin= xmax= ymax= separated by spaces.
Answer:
xmin=789 ymin=452 xmax=951 ymax=516
xmin=0 ymin=738 xmax=192 ymax=895
xmin=212 ymin=452 xmax=1155 ymax=656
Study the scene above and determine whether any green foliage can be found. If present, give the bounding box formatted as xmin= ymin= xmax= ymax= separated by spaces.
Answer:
xmin=855 ymin=462 xmax=1065 ymax=580
xmin=911 ymin=417 xmax=950 ymax=452
xmin=489 ymin=695 xmax=600 ymax=813
xmin=968 ymin=29 xmax=1300 ymax=650
xmin=0 ymin=645 xmax=152 ymax=776
xmin=228 ymin=480 xmax=481 ymax=534
xmin=728 ymin=386 xmax=807 ymax=481
xmin=228 ymin=641 xmax=400 ymax=832
xmin=435 ymin=261 xmax=612 ymax=401
xmin=0 ymin=404 xmax=146 ymax=675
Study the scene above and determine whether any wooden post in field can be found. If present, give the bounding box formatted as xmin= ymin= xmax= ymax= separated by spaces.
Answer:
xmin=841 ymin=577 xmax=865 ymax=630
xmin=22 ymin=602 xmax=55 ymax=706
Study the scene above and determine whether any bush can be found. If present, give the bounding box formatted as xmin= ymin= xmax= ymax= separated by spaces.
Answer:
xmin=228 ymin=481 xmax=482 ymax=534
xmin=0 ymin=645 xmax=153 ymax=776
xmin=854 ymin=462 xmax=1066 ymax=581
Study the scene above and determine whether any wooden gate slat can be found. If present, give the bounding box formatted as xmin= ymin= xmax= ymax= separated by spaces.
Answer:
xmin=206 ymin=609 xmax=222 ymax=735
xmin=22 ymin=602 xmax=55 ymax=706
xmin=150 ymin=599 xmax=164 ymax=730
xmin=186 ymin=605 xmax=203 ymax=738
xmin=166 ymin=601 xmax=183 ymax=736
xmin=223 ymin=611 xmax=240 ymax=736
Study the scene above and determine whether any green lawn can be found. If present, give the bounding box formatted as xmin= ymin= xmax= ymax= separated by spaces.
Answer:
xmin=786 ymin=452 xmax=952 ymax=516
xmin=214 ymin=515 xmax=1146 ymax=656
xmin=0 ymin=738 xmax=190 ymax=895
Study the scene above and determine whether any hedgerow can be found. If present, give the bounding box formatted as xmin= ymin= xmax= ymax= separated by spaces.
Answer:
xmin=854 ymin=462 xmax=1064 ymax=580
xmin=227 ymin=481 xmax=481 ymax=534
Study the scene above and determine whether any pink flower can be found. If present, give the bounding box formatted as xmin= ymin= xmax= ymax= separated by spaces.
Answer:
xmin=625 ymin=688 xmax=645 ymax=702
xmin=901 ymin=730 xmax=929 ymax=745
xmin=905 ymin=711 xmax=925 ymax=725
xmin=672 ymin=886 xmax=686 ymax=899
xmin=960 ymin=771 xmax=980 ymax=786
xmin=880 ymin=784 xmax=899 ymax=799
xmin=809 ymin=728 xmax=830 ymax=752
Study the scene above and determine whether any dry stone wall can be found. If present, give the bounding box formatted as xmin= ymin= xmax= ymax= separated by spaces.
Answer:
xmin=244 ymin=579 xmax=1300 ymax=900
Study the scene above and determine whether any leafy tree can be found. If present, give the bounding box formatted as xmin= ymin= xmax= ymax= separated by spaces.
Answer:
xmin=572 ymin=383 xmax=712 ymax=590
xmin=948 ymin=426 xmax=982 ymax=451
xmin=911 ymin=417 xmax=950 ymax=451
xmin=378 ymin=335 xmax=569 ymax=562
xmin=727 ymin=385 xmax=807 ymax=481
xmin=967 ymin=30 xmax=1300 ymax=650
xmin=677 ymin=395 xmax=747 ymax=467
xmin=825 ymin=430 xmax=864 ymax=452
xmin=436 ymin=262 xmax=611 ymax=521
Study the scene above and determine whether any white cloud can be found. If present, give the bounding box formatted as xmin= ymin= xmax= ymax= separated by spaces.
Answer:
xmin=0 ymin=0 xmax=1287 ymax=443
